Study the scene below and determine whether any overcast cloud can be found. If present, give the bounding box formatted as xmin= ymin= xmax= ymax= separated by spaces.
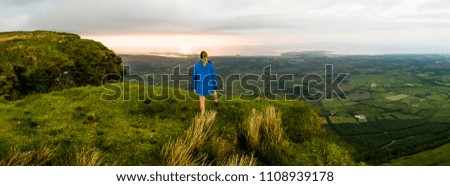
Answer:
xmin=1 ymin=0 xmax=450 ymax=54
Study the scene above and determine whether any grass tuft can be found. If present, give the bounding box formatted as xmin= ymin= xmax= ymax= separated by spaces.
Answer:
xmin=161 ymin=111 xmax=216 ymax=166
xmin=240 ymin=108 xmax=262 ymax=151
xmin=0 ymin=146 xmax=54 ymax=166
xmin=238 ymin=105 xmax=287 ymax=165
xmin=220 ymin=153 xmax=256 ymax=166
xmin=261 ymin=105 xmax=284 ymax=148
xmin=160 ymin=138 xmax=209 ymax=166
xmin=71 ymin=147 xmax=102 ymax=166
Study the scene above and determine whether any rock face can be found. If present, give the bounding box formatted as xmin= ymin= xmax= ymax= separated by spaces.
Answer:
xmin=0 ymin=31 xmax=123 ymax=100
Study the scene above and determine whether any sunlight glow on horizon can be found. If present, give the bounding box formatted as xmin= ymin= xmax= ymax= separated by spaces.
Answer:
xmin=3 ymin=0 xmax=450 ymax=55
xmin=82 ymin=34 xmax=259 ymax=56
xmin=179 ymin=45 xmax=192 ymax=55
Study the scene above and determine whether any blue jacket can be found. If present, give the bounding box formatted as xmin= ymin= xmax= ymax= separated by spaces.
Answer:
xmin=192 ymin=60 xmax=218 ymax=96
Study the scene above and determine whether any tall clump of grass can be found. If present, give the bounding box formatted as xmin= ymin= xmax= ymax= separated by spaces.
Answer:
xmin=220 ymin=153 xmax=256 ymax=166
xmin=261 ymin=106 xmax=283 ymax=149
xmin=241 ymin=109 xmax=262 ymax=151
xmin=0 ymin=146 xmax=54 ymax=166
xmin=161 ymin=111 xmax=216 ymax=166
xmin=70 ymin=147 xmax=102 ymax=166
xmin=238 ymin=105 xmax=287 ymax=165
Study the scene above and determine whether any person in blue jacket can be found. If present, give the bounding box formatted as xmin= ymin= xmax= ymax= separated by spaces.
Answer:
xmin=192 ymin=51 xmax=219 ymax=115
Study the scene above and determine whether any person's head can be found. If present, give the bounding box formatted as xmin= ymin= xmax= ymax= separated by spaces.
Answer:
xmin=200 ymin=51 xmax=208 ymax=60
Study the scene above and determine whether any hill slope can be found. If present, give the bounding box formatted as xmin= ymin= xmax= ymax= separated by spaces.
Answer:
xmin=0 ymin=83 xmax=358 ymax=165
xmin=384 ymin=143 xmax=450 ymax=166
xmin=0 ymin=31 xmax=123 ymax=100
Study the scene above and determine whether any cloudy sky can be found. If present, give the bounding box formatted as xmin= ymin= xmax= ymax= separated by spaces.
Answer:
xmin=1 ymin=0 xmax=450 ymax=55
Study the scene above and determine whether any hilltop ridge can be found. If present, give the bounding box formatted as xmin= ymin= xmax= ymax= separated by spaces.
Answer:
xmin=0 ymin=31 xmax=123 ymax=100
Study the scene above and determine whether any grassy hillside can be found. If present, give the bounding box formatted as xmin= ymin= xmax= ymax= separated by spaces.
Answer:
xmin=0 ymin=83 xmax=359 ymax=166
xmin=383 ymin=143 xmax=450 ymax=166
xmin=0 ymin=31 xmax=123 ymax=100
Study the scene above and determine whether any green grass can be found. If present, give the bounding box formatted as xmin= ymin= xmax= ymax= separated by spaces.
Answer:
xmin=384 ymin=143 xmax=450 ymax=166
xmin=0 ymin=84 xmax=195 ymax=165
xmin=0 ymin=82 xmax=358 ymax=165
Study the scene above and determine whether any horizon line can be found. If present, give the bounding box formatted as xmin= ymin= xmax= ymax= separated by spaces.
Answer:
xmin=116 ymin=51 xmax=450 ymax=57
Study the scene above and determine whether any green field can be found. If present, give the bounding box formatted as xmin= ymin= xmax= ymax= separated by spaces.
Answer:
xmin=330 ymin=116 xmax=358 ymax=124
xmin=384 ymin=143 xmax=450 ymax=166
xmin=330 ymin=120 xmax=450 ymax=164
xmin=322 ymin=99 xmax=357 ymax=110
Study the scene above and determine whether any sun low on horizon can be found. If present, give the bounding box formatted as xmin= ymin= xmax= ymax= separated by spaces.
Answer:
xmin=179 ymin=45 xmax=192 ymax=55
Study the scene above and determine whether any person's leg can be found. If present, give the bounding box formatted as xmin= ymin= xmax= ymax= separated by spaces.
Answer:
xmin=199 ymin=95 xmax=206 ymax=115
xmin=212 ymin=90 xmax=219 ymax=106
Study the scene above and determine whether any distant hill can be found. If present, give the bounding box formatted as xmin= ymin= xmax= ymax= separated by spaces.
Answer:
xmin=0 ymin=31 xmax=123 ymax=100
